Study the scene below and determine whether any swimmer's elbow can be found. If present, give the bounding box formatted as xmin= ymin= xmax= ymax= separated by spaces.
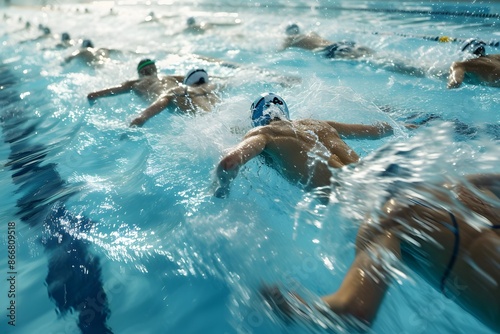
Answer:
xmin=447 ymin=62 xmax=464 ymax=88
xmin=218 ymin=155 xmax=240 ymax=173
xmin=447 ymin=77 xmax=462 ymax=89
xmin=324 ymin=295 xmax=375 ymax=330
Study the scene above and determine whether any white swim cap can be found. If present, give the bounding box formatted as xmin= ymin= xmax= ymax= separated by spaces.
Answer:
xmin=250 ymin=93 xmax=289 ymax=127
xmin=183 ymin=69 xmax=209 ymax=85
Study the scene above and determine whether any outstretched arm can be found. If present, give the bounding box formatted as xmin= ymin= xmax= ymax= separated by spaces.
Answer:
xmin=448 ymin=62 xmax=465 ymax=89
xmin=327 ymin=121 xmax=393 ymax=140
xmin=87 ymin=80 xmax=137 ymax=102
xmin=130 ymin=92 xmax=173 ymax=127
xmin=214 ymin=133 xmax=268 ymax=198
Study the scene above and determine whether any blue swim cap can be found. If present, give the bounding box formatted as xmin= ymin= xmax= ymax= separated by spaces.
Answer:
xmin=461 ymin=38 xmax=486 ymax=56
xmin=81 ymin=39 xmax=94 ymax=48
xmin=61 ymin=32 xmax=70 ymax=42
xmin=250 ymin=93 xmax=289 ymax=127
xmin=184 ymin=68 xmax=208 ymax=85
xmin=285 ymin=23 xmax=300 ymax=35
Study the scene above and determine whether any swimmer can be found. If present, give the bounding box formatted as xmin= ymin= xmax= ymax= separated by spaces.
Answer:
xmin=282 ymin=23 xmax=374 ymax=59
xmin=64 ymin=39 xmax=118 ymax=66
xmin=19 ymin=25 xmax=52 ymax=44
xmin=282 ymin=23 xmax=427 ymax=77
xmin=3 ymin=20 xmax=31 ymax=36
xmin=262 ymin=173 xmax=500 ymax=333
xmin=106 ymin=8 xmax=118 ymax=16
xmin=214 ymin=93 xmax=394 ymax=200
xmin=448 ymin=39 xmax=500 ymax=88
xmin=141 ymin=11 xmax=160 ymax=24
xmin=183 ymin=16 xmax=241 ymax=34
xmin=53 ymin=32 xmax=74 ymax=49
xmin=129 ymin=68 xmax=222 ymax=127
xmin=88 ymin=58 xmax=184 ymax=104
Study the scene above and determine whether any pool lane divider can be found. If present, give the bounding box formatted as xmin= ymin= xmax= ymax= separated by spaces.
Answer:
xmin=175 ymin=2 xmax=500 ymax=20
xmin=0 ymin=61 xmax=113 ymax=334
xmin=354 ymin=29 xmax=500 ymax=48
xmin=320 ymin=5 xmax=500 ymax=19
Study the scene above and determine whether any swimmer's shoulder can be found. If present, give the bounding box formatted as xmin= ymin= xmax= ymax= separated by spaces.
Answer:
xmin=243 ymin=122 xmax=288 ymax=139
xmin=161 ymin=75 xmax=183 ymax=83
xmin=169 ymin=85 xmax=187 ymax=97
xmin=293 ymin=118 xmax=331 ymax=129
xmin=485 ymin=54 xmax=500 ymax=61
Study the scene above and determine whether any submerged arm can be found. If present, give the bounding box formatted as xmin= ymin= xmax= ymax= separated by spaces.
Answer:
xmin=321 ymin=225 xmax=401 ymax=325
xmin=214 ymin=133 xmax=268 ymax=198
xmin=327 ymin=121 xmax=394 ymax=139
xmin=447 ymin=62 xmax=465 ymax=89
xmin=262 ymin=218 xmax=402 ymax=328
xmin=87 ymin=80 xmax=138 ymax=102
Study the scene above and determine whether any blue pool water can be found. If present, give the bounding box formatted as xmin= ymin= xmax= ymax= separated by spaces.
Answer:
xmin=0 ymin=1 xmax=499 ymax=333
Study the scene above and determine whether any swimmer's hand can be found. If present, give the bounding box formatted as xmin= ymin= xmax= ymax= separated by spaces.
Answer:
xmin=87 ymin=93 xmax=98 ymax=106
xmin=214 ymin=185 xmax=230 ymax=199
xmin=214 ymin=159 xmax=240 ymax=199
xmin=404 ymin=123 xmax=419 ymax=130
xmin=130 ymin=116 xmax=146 ymax=127
xmin=260 ymin=285 xmax=296 ymax=322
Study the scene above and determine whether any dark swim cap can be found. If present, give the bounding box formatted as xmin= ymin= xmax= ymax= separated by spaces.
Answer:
xmin=61 ymin=32 xmax=70 ymax=42
xmin=187 ymin=17 xmax=196 ymax=26
xmin=285 ymin=23 xmax=300 ymax=35
xmin=81 ymin=39 xmax=94 ymax=48
xmin=461 ymin=38 xmax=486 ymax=56
xmin=137 ymin=59 xmax=156 ymax=73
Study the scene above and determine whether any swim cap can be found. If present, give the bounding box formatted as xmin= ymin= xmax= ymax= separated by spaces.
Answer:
xmin=461 ymin=38 xmax=486 ymax=56
xmin=61 ymin=32 xmax=70 ymax=42
xmin=81 ymin=39 xmax=94 ymax=48
xmin=187 ymin=17 xmax=196 ymax=26
xmin=250 ymin=93 xmax=290 ymax=127
xmin=183 ymin=68 xmax=209 ymax=85
xmin=42 ymin=27 xmax=51 ymax=35
xmin=137 ymin=58 xmax=156 ymax=73
xmin=285 ymin=23 xmax=300 ymax=35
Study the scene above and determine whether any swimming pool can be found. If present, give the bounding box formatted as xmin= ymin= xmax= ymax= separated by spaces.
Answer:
xmin=1 ymin=0 xmax=499 ymax=333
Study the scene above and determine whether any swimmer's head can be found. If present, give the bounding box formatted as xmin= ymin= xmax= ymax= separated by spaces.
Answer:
xmin=137 ymin=58 xmax=157 ymax=76
xmin=81 ymin=39 xmax=94 ymax=48
xmin=461 ymin=38 xmax=486 ymax=57
xmin=186 ymin=17 xmax=196 ymax=27
xmin=183 ymin=68 xmax=209 ymax=85
xmin=61 ymin=32 xmax=70 ymax=42
xmin=42 ymin=27 xmax=51 ymax=35
xmin=285 ymin=23 xmax=300 ymax=36
xmin=250 ymin=93 xmax=290 ymax=127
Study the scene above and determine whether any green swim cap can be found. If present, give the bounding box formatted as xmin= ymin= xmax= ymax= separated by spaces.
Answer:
xmin=137 ymin=59 xmax=155 ymax=73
